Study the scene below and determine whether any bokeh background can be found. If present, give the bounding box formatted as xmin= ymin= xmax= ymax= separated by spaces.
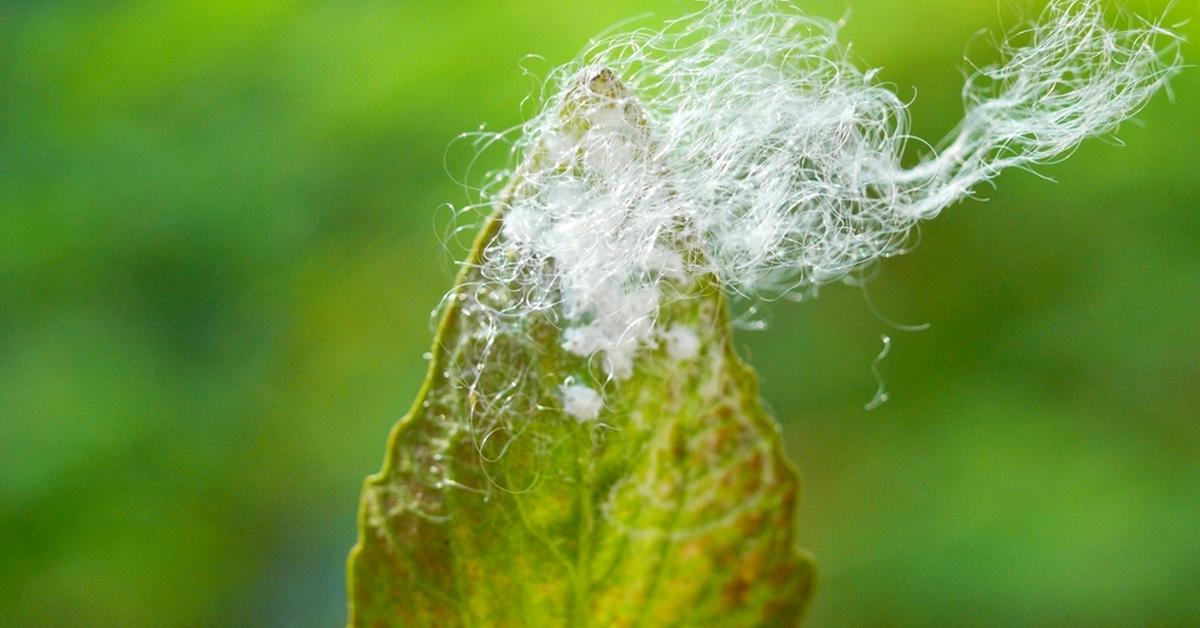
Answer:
xmin=2 ymin=0 xmax=1197 ymax=625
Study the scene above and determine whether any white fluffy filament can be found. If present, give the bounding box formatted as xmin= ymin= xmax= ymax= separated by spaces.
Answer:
xmin=471 ymin=0 xmax=1179 ymax=380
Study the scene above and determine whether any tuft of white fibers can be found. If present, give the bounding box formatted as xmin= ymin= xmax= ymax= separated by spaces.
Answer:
xmin=466 ymin=0 xmax=1179 ymax=383
xmin=561 ymin=383 xmax=604 ymax=422
xmin=663 ymin=325 xmax=702 ymax=362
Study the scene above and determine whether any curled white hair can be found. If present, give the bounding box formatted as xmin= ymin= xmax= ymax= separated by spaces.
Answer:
xmin=471 ymin=0 xmax=1179 ymax=380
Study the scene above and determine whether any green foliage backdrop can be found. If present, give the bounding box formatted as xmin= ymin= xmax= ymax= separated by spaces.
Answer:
xmin=2 ymin=0 xmax=1197 ymax=625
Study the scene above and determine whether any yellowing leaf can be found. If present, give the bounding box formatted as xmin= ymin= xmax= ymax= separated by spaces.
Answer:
xmin=348 ymin=69 xmax=815 ymax=627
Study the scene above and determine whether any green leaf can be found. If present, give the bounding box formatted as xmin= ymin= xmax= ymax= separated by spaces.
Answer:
xmin=347 ymin=69 xmax=815 ymax=627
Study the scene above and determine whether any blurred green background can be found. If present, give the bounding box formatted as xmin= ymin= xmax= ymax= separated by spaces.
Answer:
xmin=2 ymin=0 xmax=1197 ymax=625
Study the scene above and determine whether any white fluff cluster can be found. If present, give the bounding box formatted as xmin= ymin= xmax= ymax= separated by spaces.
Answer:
xmin=472 ymin=0 xmax=1178 ymax=381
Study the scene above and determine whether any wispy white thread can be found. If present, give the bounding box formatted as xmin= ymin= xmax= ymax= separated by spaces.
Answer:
xmin=461 ymin=0 xmax=1179 ymax=382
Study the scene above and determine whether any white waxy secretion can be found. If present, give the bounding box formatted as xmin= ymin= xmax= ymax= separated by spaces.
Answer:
xmin=464 ymin=0 xmax=1176 ymax=412
xmin=663 ymin=325 xmax=701 ymax=361
xmin=561 ymin=383 xmax=604 ymax=422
